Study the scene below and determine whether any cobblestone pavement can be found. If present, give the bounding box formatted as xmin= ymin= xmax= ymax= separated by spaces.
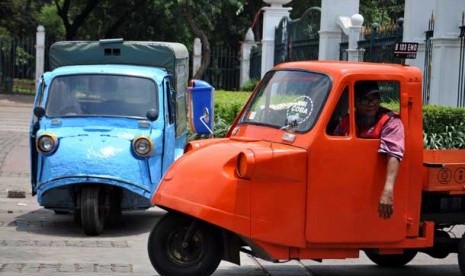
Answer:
xmin=0 ymin=94 xmax=462 ymax=275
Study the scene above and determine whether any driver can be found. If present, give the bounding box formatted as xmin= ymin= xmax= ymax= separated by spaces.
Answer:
xmin=334 ymin=81 xmax=405 ymax=220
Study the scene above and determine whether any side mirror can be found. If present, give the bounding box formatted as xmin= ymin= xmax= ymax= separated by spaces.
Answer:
xmin=146 ymin=108 xmax=158 ymax=121
xmin=33 ymin=106 xmax=46 ymax=119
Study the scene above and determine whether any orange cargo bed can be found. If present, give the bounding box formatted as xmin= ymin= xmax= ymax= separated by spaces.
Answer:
xmin=423 ymin=149 xmax=465 ymax=194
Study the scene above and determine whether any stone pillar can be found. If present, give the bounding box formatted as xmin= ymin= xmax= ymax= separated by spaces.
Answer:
xmin=240 ymin=28 xmax=257 ymax=87
xmin=347 ymin=14 xmax=364 ymax=61
xmin=35 ymin=25 xmax=45 ymax=89
xmin=192 ymin=38 xmax=202 ymax=78
xmin=261 ymin=0 xmax=292 ymax=77
xmin=319 ymin=0 xmax=359 ymax=60
xmin=428 ymin=0 xmax=465 ymax=106
xmin=403 ymin=0 xmax=436 ymax=71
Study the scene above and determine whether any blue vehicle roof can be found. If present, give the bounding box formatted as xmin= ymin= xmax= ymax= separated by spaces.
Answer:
xmin=43 ymin=64 xmax=168 ymax=83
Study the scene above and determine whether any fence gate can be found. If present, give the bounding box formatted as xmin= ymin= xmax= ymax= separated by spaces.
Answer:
xmin=274 ymin=7 xmax=321 ymax=65
xmin=457 ymin=14 xmax=465 ymax=107
xmin=423 ymin=15 xmax=434 ymax=105
xmin=202 ymin=46 xmax=240 ymax=91
xmin=0 ymin=35 xmax=55 ymax=94
xmin=358 ymin=19 xmax=404 ymax=64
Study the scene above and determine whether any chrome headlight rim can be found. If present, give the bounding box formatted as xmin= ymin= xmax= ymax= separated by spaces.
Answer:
xmin=36 ymin=133 xmax=58 ymax=154
xmin=132 ymin=136 xmax=153 ymax=157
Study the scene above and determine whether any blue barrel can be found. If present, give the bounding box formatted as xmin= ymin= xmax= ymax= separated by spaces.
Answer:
xmin=188 ymin=80 xmax=214 ymax=135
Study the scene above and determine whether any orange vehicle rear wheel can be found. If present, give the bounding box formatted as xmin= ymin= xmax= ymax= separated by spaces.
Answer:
xmin=147 ymin=212 xmax=223 ymax=276
xmin=364 ymin=249 xmax=417 ymax=267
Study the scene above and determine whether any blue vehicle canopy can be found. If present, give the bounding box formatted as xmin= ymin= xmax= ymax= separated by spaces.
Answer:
xmin=49 ymin=39 xmax=189 ymax=98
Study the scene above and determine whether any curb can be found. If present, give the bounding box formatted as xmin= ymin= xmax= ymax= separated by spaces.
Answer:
xmin=0 ymin=94 xmax=34 ymax=108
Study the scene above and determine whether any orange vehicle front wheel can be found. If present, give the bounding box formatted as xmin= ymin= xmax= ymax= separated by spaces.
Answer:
xmin=147 ymin=212 xmax=223 ymax=276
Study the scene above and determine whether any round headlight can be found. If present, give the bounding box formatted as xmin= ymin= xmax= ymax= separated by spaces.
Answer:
xmin=37 ymin=134 xmax=58 ymax=154
xmin=236 ymin=150 xmax=255 ymax=179
xmin=133 ymin=136 xmax=153 ymax=157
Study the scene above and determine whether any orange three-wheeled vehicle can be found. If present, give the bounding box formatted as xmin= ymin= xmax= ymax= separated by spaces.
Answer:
xmin=147 ymin=61 xmax=465 ymax=275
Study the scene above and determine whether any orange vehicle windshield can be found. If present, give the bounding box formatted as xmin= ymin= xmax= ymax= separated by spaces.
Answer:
xmin=239 ymin=70 xmax=331 ymax=133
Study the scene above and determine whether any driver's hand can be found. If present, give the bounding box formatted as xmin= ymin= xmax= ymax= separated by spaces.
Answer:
xmin=378 ymin=189 xmax=393 ymax=219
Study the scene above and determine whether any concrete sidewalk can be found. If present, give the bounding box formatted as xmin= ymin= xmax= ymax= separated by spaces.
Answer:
xmin=0 ymin=94 xmax=34 ymax=108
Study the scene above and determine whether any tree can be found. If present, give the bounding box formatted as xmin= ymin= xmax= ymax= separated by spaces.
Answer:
xmin=360 ymin=0 xmax=404 ymax=26
xmin=54 ymin=0 xmax=100 ymax=40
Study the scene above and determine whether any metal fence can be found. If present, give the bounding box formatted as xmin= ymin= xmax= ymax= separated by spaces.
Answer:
xmin=250 ymin=45 xmax=262 ymax=81
xmin=458 ymin=15 xmax=465 ymax=107
xmin=200 ymin=46 xmax=240 ymax=91
xmin=423 ymin=15 xmax=434 ymax=105
xmin=0 ymin=36 xmax=36 ymax=93
xmin=1 ymin=35 xmax=242 ymax=92
xmin=358 ymin=19 xmax=404 ymax=64
xmin=274 ymin=7 xmax=321 ymax=65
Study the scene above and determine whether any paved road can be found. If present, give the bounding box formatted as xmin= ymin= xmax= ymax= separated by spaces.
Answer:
xmin=0 ymin=94 xmax=462 ymax=275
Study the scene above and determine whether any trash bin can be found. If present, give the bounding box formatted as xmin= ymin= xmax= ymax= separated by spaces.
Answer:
xmin=188 ymin=79 xmax=214 ymax=135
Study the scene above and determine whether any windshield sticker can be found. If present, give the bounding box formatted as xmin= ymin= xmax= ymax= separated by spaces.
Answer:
xmin=286 ymin=96 xmax=314 ymax=124
xmin=248 ymin=111 xmax=256 ymax=120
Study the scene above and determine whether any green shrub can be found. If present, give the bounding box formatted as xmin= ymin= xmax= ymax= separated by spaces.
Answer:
xmin=423 ymin=105 xmax=465 ymax=149
xmin=214 ymin=90 xmax=251 ymax=125
xmin=196 ymin=91 xmax=465 ymax=150
xmin=240 ymin=79 xmax=259 ymax=92
xmin=187 ymin=90 xmax=251 ymax=140
xmin=422 ymin=105 xmax=465 ymax=134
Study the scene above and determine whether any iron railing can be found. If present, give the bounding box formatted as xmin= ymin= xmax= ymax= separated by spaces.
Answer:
xmin=359 ymin=19 xmax=404 ymax=64
xmin=423 ymin=14 xmax=434 ymax=105
xmin=249 ymin=45 xmax=262 ymax=81
xmin=274 ymin=7 xmax=321 ymax=65
xmin=201 ymin=46 xmax=240 ymax=91
xmin=457 ymin=13 xmax=465 ymax=107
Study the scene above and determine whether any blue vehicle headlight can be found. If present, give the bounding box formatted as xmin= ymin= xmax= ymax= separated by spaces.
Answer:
xmin=36 ymin=133 xmax=58 ymax=154
xmin=132 ymin=136 xmax=153 ymax=157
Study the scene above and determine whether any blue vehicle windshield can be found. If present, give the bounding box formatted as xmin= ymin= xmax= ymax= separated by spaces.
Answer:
xmin=239 ymin=70 xmax=331 ymax=133
xmin=46 ymin=74 xmax=158 ymax=118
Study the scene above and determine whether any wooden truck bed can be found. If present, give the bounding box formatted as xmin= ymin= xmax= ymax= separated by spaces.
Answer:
xmin=423 ymin=149 xmax=465 ymax=195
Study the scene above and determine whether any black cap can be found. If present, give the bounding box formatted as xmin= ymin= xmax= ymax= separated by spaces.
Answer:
xmin=355 ymin=81 xmax=380 ymax=100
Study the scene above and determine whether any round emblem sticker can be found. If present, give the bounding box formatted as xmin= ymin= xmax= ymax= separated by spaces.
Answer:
xmin=437 ymin=168 xmax=451 ymax=184
xmin=286 ymin=96 xmax=314 ymax=124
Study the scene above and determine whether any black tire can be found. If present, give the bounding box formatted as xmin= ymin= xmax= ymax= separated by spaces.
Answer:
xmin=80 ymin=186 xmax=106 ymax=236
xmin=458 ymin=235 xmax=465 ymax=275
xmin=54 ymin=210 xmax=68 ymax=215
xmin=74 ymin=191 xmax=81 ymax=226
xmin=365 ymin=249 xmax=417 ymax=267
xmin=147 ymin=213 xmax=223 ymax=276
xmin=106 ymin=189 xmax=122 ymax=227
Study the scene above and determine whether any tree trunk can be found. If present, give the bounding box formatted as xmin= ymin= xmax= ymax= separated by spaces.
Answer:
xmin=182 ymin=2 xmax=210 ymax=79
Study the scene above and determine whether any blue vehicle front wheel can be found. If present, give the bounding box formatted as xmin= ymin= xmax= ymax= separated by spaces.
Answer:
xmin=81 ymin=186 xmax=106 ymax=236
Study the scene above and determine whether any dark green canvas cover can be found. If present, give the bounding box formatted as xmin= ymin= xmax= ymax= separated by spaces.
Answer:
xmin=49 ymin=39 xmax=188 ymax=76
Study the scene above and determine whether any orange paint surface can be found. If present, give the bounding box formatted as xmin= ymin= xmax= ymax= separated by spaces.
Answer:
xmin=153 ymin=61 xmax=465 ymax=261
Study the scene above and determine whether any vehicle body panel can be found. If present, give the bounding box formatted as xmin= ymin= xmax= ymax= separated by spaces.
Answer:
xmin=31 ymin=64 xmax=180 ymax=210
xmin=153 ymin=61 xmax=437 ymax=259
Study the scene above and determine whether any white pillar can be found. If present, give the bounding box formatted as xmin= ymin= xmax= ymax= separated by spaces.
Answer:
xmin=347 ymin=14 xmax=364 ymax=61
xmin=192 ymin=38 xmax=202 ymax=77
xmin=429 ymin=0 xmax=465 ymax=107
xmin=403 ymin=0 xmax=436 ymax=70
xmin=240 ymin=28 xmax=257 ymax=87
xmin=35 ymin=25 xmax=45 ymax=89
xmin=261 ymin=0 xmax=292 ymax=77
xmin=319 ymin=0 xmax=359 ymax=60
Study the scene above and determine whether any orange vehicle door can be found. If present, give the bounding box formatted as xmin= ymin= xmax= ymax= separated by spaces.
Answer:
xmin=305 ymin=83 xmax=408 ymax=244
